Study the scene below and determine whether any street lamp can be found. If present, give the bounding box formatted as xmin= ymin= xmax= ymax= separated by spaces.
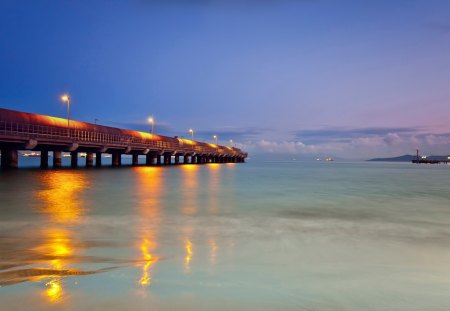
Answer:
xmin=189 ymin=128 xmax=194 ymax=140
xmin=148 ymin=116 xmax=154 ymax=134
xmin=230 ymin=139 xmax=236 ymax=147
xmin=60 ymin=94 xmax=70 ymax=137
xmin=213 ymin=135 xmax=218 ymax=144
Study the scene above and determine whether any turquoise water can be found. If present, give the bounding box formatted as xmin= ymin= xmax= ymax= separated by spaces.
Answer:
xmin=1 ymin=160 xmax=450 ymax=310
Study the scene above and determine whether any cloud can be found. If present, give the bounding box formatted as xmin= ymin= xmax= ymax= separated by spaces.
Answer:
xmin=195 ymin=126 xmax=268 ymax=141
xmin=293 ymin=126 xmax=420 ymax=144
xmin=241 ymin=127 xmax=450 ymax=159
xmin=93 ymin=120 xmax=450 ymax=159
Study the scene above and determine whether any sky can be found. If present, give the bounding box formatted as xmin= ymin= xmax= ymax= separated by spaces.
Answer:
xmin=1 ymin=0 xmax=450 ymax=159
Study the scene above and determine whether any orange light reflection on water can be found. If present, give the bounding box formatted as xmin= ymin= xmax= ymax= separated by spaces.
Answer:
xmin=139 ymin=239 xmax=158 ymax=286
xmin=33 ymin=171 xmax=89 ymax=304
xmin=36 ymin=228 xmax=74 ymax=304
xmin=34 ymin=171 xmax=89 ymax=224
xmin=184 ymin=239 xmax=193 ymax=272
xmin=206 ymin=163 xmax=221 ymax=215
xmin=134 ymin=167 xmax=164 ymax=288
xmin=180 ymin=165 xmax=199 ymax=216
xmin=45 ymin=279 xmax=63 ymax=302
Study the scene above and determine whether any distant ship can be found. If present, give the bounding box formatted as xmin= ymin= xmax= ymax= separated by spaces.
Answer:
xmin=316 ymin=157 xmax=334 ymax=161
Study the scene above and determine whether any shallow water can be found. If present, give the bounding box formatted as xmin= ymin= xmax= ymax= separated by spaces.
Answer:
xmin=1 ymin=160 xmax=450 ymax=310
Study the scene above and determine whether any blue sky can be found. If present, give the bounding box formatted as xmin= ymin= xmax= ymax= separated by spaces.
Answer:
xmin=1 ymin=0 xmax=450 ymax=158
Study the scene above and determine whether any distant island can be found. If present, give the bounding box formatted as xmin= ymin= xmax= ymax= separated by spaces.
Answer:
xmin=368 ymin=155 xmax=450 ymax=162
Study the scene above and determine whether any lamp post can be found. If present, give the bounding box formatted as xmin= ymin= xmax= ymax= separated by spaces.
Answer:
xmin=60 ymin=94 xmax=70 ymax=137
xmin=230 ymin=139 xmax=236 ymax=147
xmin=189 ymin=128 xmax=194 ymax=140
xmin=213 ymin=135 xmax=218 ymax=144
xmin=148 ymin=116 xmax=154 ymax=134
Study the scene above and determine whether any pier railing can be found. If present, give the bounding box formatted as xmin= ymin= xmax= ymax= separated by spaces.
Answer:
xmin=0 ymin=120 xmax=240 ymax=156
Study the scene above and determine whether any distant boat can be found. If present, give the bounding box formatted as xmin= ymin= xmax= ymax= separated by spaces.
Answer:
xmin=325 ymin=157 xmax=334 ymax=161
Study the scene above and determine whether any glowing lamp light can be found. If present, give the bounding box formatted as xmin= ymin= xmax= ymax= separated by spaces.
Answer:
xmin=60 ymin=94 xmax=70 ymax=103
xmin=59 ymin=93 xmax=71 ymax=137
xmin=148 ymin=116 xmax=155 ymax=134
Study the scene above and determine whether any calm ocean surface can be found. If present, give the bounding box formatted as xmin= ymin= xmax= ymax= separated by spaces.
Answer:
xmin=1 ymin=159 xmax=450 ymax=310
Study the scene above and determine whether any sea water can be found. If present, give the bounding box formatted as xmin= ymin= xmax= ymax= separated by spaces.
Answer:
xmin=1 ymin=160 xmax=450 ymax=310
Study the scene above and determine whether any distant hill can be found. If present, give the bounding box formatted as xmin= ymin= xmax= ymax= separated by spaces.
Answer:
xmin=368 ymin=155 xmax=449 ymax=162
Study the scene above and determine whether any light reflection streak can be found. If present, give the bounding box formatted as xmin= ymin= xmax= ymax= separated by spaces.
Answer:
xmin=134 ymin=167 xmax=164 ymax=288
xmin=184 ymin=239 xmax=193 ymax=272
xmin=34 ymin=171 xmax=88 ymax=224
xmin=180 ymin=165 xmax=199 ymax=216
xmin=33 ymin=171 xmax=88 ymax=304
xmin=45 ymin=279 xmax=63 ymax=302
xmin=37 ymin=228 xmax=74 ymax=304
xmin=206 ymin=163 xmax=221 ymax=215
xmin=139 ymin=239 xmax=158 ymax=286
xmin=180 ymin=165 xmax=199 ymax=273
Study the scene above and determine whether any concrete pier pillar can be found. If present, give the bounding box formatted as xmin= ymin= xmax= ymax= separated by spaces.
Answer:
xmin=156 ymin=155 xmax=161 ymax=165
xmin=112 ymin=152 xmax=121 ymax=167
xmin=53 ymin=151 xmax=62 ymax=168
xmin=0 ymin=149 xmax=6 ymax=169
xmin=86 ymin=152 xmax=94 ymax=167
xmin=164 ymin=154 xmax=171 ymax=165
xmin=145 ymin=153 xmax=154 ymax=165
xmin=132 ymin=153 xmax=139 ymax=166
xmin=1 ymin=149 xmax=18 ymax=169
xmin=192 ymin=156 xmax=197 ymax=164
xmin=70 ymin=151 xmax=78 ymax=168
xmin=40 ymin=150 xmax=49 ymax=169
xmin=184 ymin=155 xmax=190 ymax=164
xmin=96 ymin=153 xmax=102 ymax=167
xmin=175 ymin=155 xmax=180 ymax=164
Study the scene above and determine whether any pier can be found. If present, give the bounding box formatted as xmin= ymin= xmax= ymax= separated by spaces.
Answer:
xmin=411 ymin=149 xmax=449 ymax=164
xmin=0 ymin=108 xmax=247 ymax=169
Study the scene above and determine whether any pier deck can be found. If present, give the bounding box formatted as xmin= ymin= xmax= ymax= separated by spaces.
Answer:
xmin=0 ymin=108 xmax=247 ymax=169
